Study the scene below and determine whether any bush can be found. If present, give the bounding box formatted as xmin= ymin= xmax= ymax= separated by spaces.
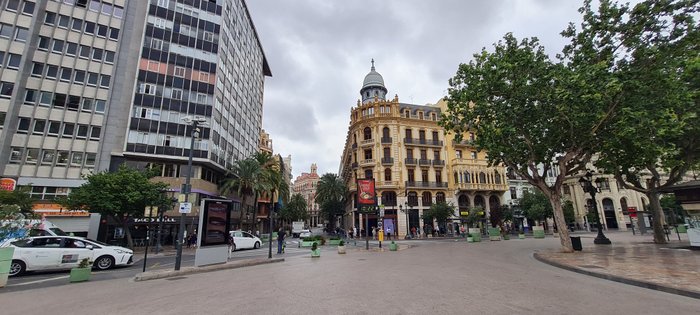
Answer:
xmin=311 ymin=242 xmax=318 ymax=251
xmin=78 ymin=258 xmax=92 ymax=268
xmin=329 ymin=235 xmax=341 ymax=240
xmin=338 ymin=240 xmax=344 ymax=246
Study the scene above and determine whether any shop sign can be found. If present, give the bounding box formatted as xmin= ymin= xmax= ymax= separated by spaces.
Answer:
xmin=134 ymin=217 xmax=177 ymax=223
xmin=0 ymin=178 xmax=16 ymax=191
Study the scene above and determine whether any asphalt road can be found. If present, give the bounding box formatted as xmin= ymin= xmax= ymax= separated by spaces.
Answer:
xmin=1 ymin=237 xmax=697 ymax=314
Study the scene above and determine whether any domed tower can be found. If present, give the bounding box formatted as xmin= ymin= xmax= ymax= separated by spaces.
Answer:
xmin=360 ymin=59 xmax=387 ymax=104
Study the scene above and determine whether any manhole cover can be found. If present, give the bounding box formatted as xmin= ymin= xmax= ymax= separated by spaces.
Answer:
xmin=166 ymin=276 xmax=188 ymax=281
xmin=580 ymin=265 xmax=603 ymax=269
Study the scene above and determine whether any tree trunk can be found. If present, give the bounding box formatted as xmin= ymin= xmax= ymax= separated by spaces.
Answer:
xmin=114 ymin=215 xmax=134 ymax=249
xmin=647 ymin=191 xmax=667 ymax=244
xmin=252 ymin=191 xmax=259 ymax=234
xmin=548 ymin=194 xmax=573 ymax=253
xmin=239 ymin=195 xmax=247 ymax=230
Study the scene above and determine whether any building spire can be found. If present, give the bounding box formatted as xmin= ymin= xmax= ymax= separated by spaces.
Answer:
xmin=371 ymin=58 xmax=375 ymax=71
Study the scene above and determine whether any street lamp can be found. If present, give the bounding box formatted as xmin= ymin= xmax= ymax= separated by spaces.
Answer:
xmin=175 ymin=116 xmax=207 ymax=271
xmin=399 ymin=203 xmax=410 ymax=239
xmin=578 ymin=171 xmax=612 ymax=245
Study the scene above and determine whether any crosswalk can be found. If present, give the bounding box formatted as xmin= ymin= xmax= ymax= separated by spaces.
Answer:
xmin=228 ymin=241 xmax=310 ymax=259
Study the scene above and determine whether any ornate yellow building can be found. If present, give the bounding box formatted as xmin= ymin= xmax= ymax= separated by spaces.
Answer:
xmin=339 ymin=61 xmax=507 ymax=238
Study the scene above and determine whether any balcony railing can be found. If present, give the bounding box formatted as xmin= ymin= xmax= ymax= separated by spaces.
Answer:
xmin=381 ymin=181 xmax=398 ymax=186
xmin=404 ymin=138 xmax=443 ymax=147
xmin=361 ymin=139 xmax=374 ymax=146
xmin=381 ymin=157 xmax=394 ymax=165
xmin=381 ymin=137 xmax=392 ymax=144
xmin=359 ymin=159 xmax=375 ymax=166
xmin=405 ymin=158 xmax=418 ymax=165
xmin=433 ymin=159 xmax=445 ymax=166
xmin=455 ymin=182 xmax=508 ymax=191
xmin=405 ymin=181 xmax=449 ymax=188
xmin=418 ymin=159 xmax=432 ymax=166
xmin=452 ymin=139 xmax=475 ymax=146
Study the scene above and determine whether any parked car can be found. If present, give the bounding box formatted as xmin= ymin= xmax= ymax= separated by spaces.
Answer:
xmin=299 ymin=230 xmax=312 ymax=238
xmin=6 ymin=236 xmax=134 ymax=276
xmin=229 ymin=230 xmax=262 ymax=251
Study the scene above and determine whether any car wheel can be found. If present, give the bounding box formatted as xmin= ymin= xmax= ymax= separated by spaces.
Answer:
xmin=231 ymin=243 xmax=236 ymax=252
xmin=94 ymin=256 xmax=114 ymax=270
xmin=254 ymin=241 xmax=260 ymax=249
xmin=9 ymin=260 xmax=25 ymax=277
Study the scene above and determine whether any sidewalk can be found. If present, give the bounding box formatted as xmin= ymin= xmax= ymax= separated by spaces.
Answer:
xmin=534 ymin=231 xmax=699 ymax=299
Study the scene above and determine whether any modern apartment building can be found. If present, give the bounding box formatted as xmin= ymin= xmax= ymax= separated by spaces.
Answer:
xmin=292 ymin=163 xmax=320 ymax=228
xmin=0 ymin=0 xmax=270 ymax=236
xmin=338 ymin=62 xmax=507 ymax=238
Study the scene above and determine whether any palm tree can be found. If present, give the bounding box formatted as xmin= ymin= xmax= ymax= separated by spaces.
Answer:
xmin=315 ymin=173 xmax=347 ymax=231
xmin=260 ymin=161 xmax=289 ymax=230
xmin=220 ymin=158 xmax=263 ymax=231
xmin=250 ymin=152 xmax=276 ymax=232
xmin=280 ymin=193 xmax=308 ymax=222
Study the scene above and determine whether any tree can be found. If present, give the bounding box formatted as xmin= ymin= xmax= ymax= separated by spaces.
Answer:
xmin=580 ymin=0 xmax=700 ymax=244
xmin=279 ymin=193 xmax=308 ymax=222
xmin=520 ymin=190 xmax=553 ymax=224
xmin=0 ymin=186 xmax=35 ymax=215
xmin=220 ymin=158 xmax=264 ymax=232
xmin=252 ymin=152 xmax=277 ymax=231
xmin=464 ymin=207 xmax=483 ymax=228
xmin=60 ymin=165 xmax=171 ymax=248
xmin=315 ymin=173 xmax=347 ymax=230
xmin=423 ymin=202 xmax=456 ymax=227
xmin=260 ymin=158 xmax=289 ymax=229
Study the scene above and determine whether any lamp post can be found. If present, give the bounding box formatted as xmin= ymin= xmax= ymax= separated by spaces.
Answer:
xmin=399 ymin=203 xmax=410 ymax=239
xmin=578 ymin=171 xmax=611 ymax=245
xmin=175 ymin=116 xmax=207 ymax=271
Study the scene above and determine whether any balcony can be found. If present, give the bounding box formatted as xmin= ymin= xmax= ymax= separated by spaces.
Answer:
xmin=433 ymin=159 xmax=445 ymax=166
xmin=360 ymin=139 xmax=374 ymax=147
xmin=450 ymin=158 xmax=490 ymax=167
xmin=452 ymin=139 xmax=475 ymax=147
xmin=404 ymin=138 xmax=443 ymax=147
xmin=418 ymin=159 xmax=432 ymax=166
xmin=405 ymin=181 xmax=449 ymax=188
xmin=359 ymin=159 xmax=375 ymax=166
xmin=405 ymin=158 xmax=418 ymax=165
xmin=455 ymin=182 xmax=508 ymax=192
xmin=381 ymin=157 xmax=394 ymax=165
xmin=381 ymin=181 xmax=399 ymax=187
xmin=381 ymin=137 xmax=392 ymax=144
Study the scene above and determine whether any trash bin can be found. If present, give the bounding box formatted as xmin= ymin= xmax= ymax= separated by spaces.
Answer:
xmin=570 ymin=236 xmax=582 ymax=251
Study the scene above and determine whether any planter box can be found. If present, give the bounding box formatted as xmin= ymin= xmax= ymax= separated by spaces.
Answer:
xmin=676 ymin=225 xmax=687 ymax=233
xmin=0 ymin=247 xmax=14 ymax=288
xmin=337 ymin=246 xmax=346 ymax=254
xmin=69 ymin=267 xmax=91 ymax=283
xmin=328 ymin=239 xmax=342 ymax=246
xmin=503 ymin=234 xmax=510 ymax=240
xmin=533 ymin=226 xmax=545 ymax=239
xmin=311 ymin=249 xmax=321 ymax=257
xmin=300 ymin=241 xmax=317 ymax=247
xmin=518 ymin=234 xmax=526 ymax=239
xmin=467 ymin=236 xmax=475 ymax=243
xmin=488 ymin=228 xmax=501 ymax=241
xmin=470 ymin=233 xmax=481 ymax=242
xmin=389 ymin=242 xmax=398 ymax=251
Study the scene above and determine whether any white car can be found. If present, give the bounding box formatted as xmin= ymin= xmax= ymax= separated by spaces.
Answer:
xmin=6 ymin=236 xmax=134 ymax=276
xmin=229 ymin=230 xmax=262 ymax=251
xmin=299 ymin=230 xmax=312 ymax=238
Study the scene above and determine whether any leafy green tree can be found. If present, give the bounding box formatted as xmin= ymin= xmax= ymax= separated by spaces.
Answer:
xmin=60 ymin=165 xmax=171 ymax=248
xmin=582 ymin=0 xmax=700 ymax=244
xmin=464 ymin=207 xmax=483 ymax=229
xmin=520 ymin=190 xmax=553 ymax=223
xmin=423 ymin=202 xmax=456 ymax=227
xmin=279 ymin=193 xmax=308 ymax=222
xmin=0 ymin=186 xmax=35 ymax=215
xmin=315 ymin=173 xmax=347 ymax=230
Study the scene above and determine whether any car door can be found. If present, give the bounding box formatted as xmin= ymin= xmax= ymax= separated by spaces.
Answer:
xmin=22 ymin=237 xmax=64 ymax=270
xmin=241 ymin=232 xmax=254 ymax=249
xmin=59 ymin=238 xmax=94 ymax=269
xmin=233 ymin=231 xmax=245 ymax=248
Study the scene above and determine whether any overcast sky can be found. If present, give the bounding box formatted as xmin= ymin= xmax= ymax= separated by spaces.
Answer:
xmin=246 ymin=0 xmax=583 ymax=179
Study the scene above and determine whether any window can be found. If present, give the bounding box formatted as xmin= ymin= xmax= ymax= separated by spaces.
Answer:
xmin=363 ymin=149 xmax=372 ymax=160
xmin=45 ymin=12 xmax=56 ymax=25
xmin=510 ymin=187 xmax=517 ymax=199
xmin=109 ymin=28 xmax=119 ymax=40
xmin=71 ymin=18 xmax=83 ymax=31
xmin=39 ymin=91 xmax=52 ymax=105
xmin=41 ymin=150 xmax=55 ymax=164
xmin=56 ymin=151 xmax=69 ymax=165
xmin=67 ymin=95 xmax=80 ymax=109
xmin=26 ymin=148 xmax=39 ymax=163
xmin=60 ymin=68 xmax=72 ymax=82
xmin=364 ymin=169 xmax=372 ymax=179
xmin=46 ymin=65 xmax=58 ymax=79
xmin=74 ymin=70 xmax=85 ymax=84
xmin=17 ymin=117 xmax=30 ymax=132
xmin=151 ymin=38 xmax=163 ymax=50
xmin=95 ymin=100 xmax=105 ymax=112
xmin=199 ymin=72 xmax=209 ymax=82
xmin=139 ymin=83 xmax=156 ymax=95
xmin=171 ymin=89 xmax=182 ymax=100
xmin=76 ymin=125 xmax=88 ymax=138
xmin=22 ymin=1 xmax=34 ymax=15
xmin=147 ymin=60 xmax=159 ymax=71
xmin=31 ymin=63 xmax=44 ymax=77
xmin=113 ymin=6 xmax=124 ymax=19
xmin=104 ymin=51 xmax=115 ymax=63
xmin=384 ymin=168 xmax=391 ymax=181
xmin=0 ymin=23 xmax=13 ymax=38
xmin=85 ymin=153 xmax=96 ymax=166
xmin=456 ymin=150 xmax=462 ymax=159
xmin=57 ymin=14 xmax=70 ymax=28
xmin=174 ymin=66 xmax=185 ymax=77
xmin=71 ymin=152 xmax=83 ymax=165
xmin=79 ymin=45 xmax=90 ymax=58
xmin=14 ymin=27 xmax=28 ymax=42
xmin=407 ymin=169 xmax=415 ymax=182
xmin=38 ymin=36 xmax=50 ymax=50
xmin=24 ymin=89 xmax=36 ymax=103
xmin=52 ymin=40 xmax=64 ymax=53
xmin=87 ymin=72 xmax=98 ymax=86
xmin=154 ymin=18 xmax=166 ymax=29
xmin=9 ymin=147 xmax=23 ymax=162
xmin=81 ymin=98 xmax=92 ymax=111
xmin=33 ymin=120 xmax=45 ymax=134
xmin=6 ymin=0 xmax=20 ymax=11
xmin=196 ymin=93 xmax=207 ymax=104
xmin=84 ymin=21 xmax=95 ymax=34
xmin=421 ymin=169 xmax=429 ymax=182
xmin=99 ymin=75 xmax=110 ymax=88
xmin=203 ymin=32 xmax=213 ymax=41
xmin=52 ymin=93 xmax=66 ymax=107
xmin=0 ymin=82 xmax=14 ymax=98
xmin=66 ymin=42 xmax=78 ymax=56
xmin=92 ymin=48 xmax=103 ymax=60
xmin=89 ymin=1 xmax=100 ymax=12
xmin=90 ymin=126 xmax=100 ymax=139
xmin=62 ymin=123 xmax=74 ymax=137
xmin=363 ymin=127 xmax=371 ymax=140
xmin=48 ymin=121 xmax=60 ymax=135
xmin=96 ymin=24 xmax=107 ymax=37
xmin=471 ymin=151 xmax=477 ymax=159
xmin=6 ymin=54 xmax=21 ymax=69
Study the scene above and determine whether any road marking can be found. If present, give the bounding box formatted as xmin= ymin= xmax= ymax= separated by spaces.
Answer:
xmin=8 ymin=275 xmax=69 ymax=287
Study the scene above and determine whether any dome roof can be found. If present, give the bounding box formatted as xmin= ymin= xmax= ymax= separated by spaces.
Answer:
xmin=362 ymin=59 xmax=385 ymax=90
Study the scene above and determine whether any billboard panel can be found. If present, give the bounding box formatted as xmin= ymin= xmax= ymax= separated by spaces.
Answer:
xmin=200 ymin=199 xmax=232 ymax=247
xmin=357 ymin=179 xmax=376 ymax=206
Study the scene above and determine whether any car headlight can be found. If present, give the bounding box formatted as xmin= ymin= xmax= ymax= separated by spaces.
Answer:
xmin=115 ymin=249 xmax=132 ymax=254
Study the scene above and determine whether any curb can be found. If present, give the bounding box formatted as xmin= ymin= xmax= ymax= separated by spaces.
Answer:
xmin=533 ymin=252 xmax=700 ymax=300
xmin=133 ymin=258 xmax=284 ymax=282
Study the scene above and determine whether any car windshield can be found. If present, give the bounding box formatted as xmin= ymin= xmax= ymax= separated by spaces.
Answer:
xmin=50 ymin=228 xmax=69 ymax=236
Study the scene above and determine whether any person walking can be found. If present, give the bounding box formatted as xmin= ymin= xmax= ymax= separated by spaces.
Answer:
xmin=277 ymin=227 xmax=286 ymax=254
xmin=386 ymin=226 xmax=392 ymax=240
xmin=372 ymin=227 xmax=376 ymax=240
xmin=227 ymin=233 xmax=234 ymax=259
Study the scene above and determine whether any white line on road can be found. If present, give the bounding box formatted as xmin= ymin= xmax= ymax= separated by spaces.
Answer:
xmin=7 ymin=275 xmax=69 ymax=287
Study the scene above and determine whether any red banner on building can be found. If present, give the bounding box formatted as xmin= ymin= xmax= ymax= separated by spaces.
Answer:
xmin=357 ymin=179 xmax=376 ymax=206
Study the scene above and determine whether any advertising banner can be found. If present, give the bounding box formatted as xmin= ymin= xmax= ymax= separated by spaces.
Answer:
xmin=0 ymin=178 xmax=16 ymax=191
xmin=200 ymin=199 xmax=232 ymax=247
xmin=357 ymin=179 xmax=376 ymax=206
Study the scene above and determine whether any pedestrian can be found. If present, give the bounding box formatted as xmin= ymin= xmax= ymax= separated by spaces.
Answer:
xmin=410 ymin=226 xmax=416 ymax=238
xmin=386 ymin=227 xmax=392 ymax=240
xmin=277 ymin=227 xmax=286 ymax=254
xmin=372 ymin=227 xmax=376 ymax=240
xmin=434 ymin=225 xmax=439 ymax=237
xmin=353 ymin=226 xmax=357 ymax=238
xmin=227 ymin=233 xmax=234 ymax=259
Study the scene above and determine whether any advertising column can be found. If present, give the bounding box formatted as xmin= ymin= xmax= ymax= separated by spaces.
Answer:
xmin=195 ymin=199 xmax=233 ymax=267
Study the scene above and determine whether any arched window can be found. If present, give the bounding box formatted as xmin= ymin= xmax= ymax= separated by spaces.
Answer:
xmin=384 ymin=168 xmax=392 ymax=181
xmin=464 ymin=171 xmax=471 ymax=183
xmin=407 ymin=191 xmax=418 ymax=206
xmin=458 ymin=195 xmax=469 ymax=208
xmin=353 ymin=134 xmax=357 ymax=144
xmin=382 ymin=127 xmax=390 ymax=139
xmin=620 ymin=198 xmax=628 ymax=212
xmin=494 ymin=171 xmax=501 ymax=184
xmin=422 ymin=192 xmax=432 ymax=206
xmin=479 ymin=172 xmax=486 ymax=183
xmin=454 ymin=172 xmax=459 ymax=184
xmin=363 ymin=127 xmax=372 ymax=140
xmin=489 ymin=195 xmax=500 ymax=210
xmin=382 ymin=191 xmax=397 ymax=206
xmin=474 ymin=195 xmax=485 ymax=209
xmin=436 ymin=192 xmax=446 ymax=204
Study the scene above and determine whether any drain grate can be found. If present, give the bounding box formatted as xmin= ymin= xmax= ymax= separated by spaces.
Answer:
xmin=579 ymin=264 xmax=603 ymax=269
xmin=165 ymin=276 xmax=188 ymax=281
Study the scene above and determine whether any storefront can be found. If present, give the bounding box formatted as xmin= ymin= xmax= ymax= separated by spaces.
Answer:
xmin=33 ymin=203 xmax=91 ymax=237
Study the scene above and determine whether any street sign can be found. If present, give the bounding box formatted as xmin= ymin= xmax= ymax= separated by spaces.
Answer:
xmin=460 ymin=211 xmax=469 ymax=216
xmin=179 ymin=202 xmax=192 ymax=214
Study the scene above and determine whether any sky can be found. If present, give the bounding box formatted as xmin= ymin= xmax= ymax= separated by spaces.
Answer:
xmin=246 ymin=0 xmax=584 ymax=179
